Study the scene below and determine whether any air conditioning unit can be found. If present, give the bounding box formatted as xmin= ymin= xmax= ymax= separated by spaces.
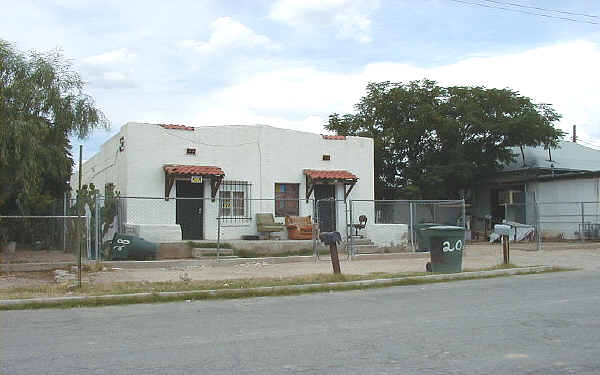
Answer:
xmin=498 ymin=190 xmax=524 ymax=205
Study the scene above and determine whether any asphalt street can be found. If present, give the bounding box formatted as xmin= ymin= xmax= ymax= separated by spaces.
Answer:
xmin=2 ymin=270 xmax=599 ymax=374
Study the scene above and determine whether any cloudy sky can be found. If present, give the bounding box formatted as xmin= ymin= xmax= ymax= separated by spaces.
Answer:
xmin=4 ymin=0 xmax=600 ymax=158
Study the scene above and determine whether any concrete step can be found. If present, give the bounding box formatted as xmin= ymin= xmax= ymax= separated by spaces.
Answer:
xmin=347 ymin=237 xmax=373 ymax=245
xmin=353 ymin=244 xmax=381 ymax=254
xmin=192 ymin=248 xmax=234 ymax=257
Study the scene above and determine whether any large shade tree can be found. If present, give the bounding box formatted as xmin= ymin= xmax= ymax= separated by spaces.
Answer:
xmin=327 ymin=80 xmax=563 ymax=200
xmin=0 ymin=40 xmax=108 ymax=214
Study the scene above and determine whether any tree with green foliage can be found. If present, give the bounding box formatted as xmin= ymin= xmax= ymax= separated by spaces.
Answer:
xmin=0 ymin=39 xmax=108 ymax=214
xmin=327 ymin=80 xmax=563 ymax=200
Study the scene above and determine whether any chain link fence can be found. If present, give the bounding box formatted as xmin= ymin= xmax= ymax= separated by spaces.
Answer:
xmin=0 ymin=215 xmax=88 ymax=264
xmin=499 ymin=191 xmax=539 ymax=251
xmin=472 ymin=190 xmax=600 ymax=251
xmin=537 ymin=201 xmax=600 ymax=250
xmin=346 ymin=199 xmax=465 ymax=255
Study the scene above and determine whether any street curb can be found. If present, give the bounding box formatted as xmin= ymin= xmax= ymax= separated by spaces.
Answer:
xmin=1 ymin=252 xmax=432 ymax=272
xmin=0 ymin=266 xmax=554 ymax=307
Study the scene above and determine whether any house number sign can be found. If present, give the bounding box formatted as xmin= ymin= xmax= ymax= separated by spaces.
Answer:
xmin=442 ymin=239 xmax=463 ymax=253
xmin=190 ymin=176 xmax=203 ymax=183
xmin=113 ymin=238 xmax=131 ymax=253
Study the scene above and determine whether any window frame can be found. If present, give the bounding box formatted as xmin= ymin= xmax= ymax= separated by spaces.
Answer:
xmin=218 ymin=181 xmax=251 ymax=221
xmin=274 ymin=182 xmax=300 ymax=217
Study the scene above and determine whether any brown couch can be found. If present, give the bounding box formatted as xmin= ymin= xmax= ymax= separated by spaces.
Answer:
xmin=285 ymin=216 xmax=314 ymax=240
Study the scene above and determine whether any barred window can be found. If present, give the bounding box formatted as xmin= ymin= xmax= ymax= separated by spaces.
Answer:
xmin=275 ymin=183 xmax=299 ymax=217
xmin=219 ymin=181 xmax=251 ymax=220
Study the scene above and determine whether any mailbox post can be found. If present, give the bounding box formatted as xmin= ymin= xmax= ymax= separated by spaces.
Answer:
xmin=495 ymin=224 xmax=511 ymax=265
xmin=319 ymin=232 xmax=342 ymax=274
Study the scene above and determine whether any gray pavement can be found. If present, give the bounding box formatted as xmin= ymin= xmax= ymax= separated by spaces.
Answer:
xmin=2 ymin=269 xmax=600 ymax=374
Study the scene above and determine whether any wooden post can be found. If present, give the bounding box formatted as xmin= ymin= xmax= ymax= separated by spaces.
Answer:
xmin=329 ymin=242 xmax=341 ymax=274
xmin=502 ymin=234 xmax=510 ymax=265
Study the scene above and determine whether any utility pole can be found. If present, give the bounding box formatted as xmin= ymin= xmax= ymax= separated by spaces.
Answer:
xmin=573 ymin=125 xmax=577 ymax=143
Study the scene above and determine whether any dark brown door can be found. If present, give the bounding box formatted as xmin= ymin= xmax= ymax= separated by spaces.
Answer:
xmin=315 ymin=184 xmax=336 ymax=232
xmin=176 ymin=180 xmax=204 ymax=240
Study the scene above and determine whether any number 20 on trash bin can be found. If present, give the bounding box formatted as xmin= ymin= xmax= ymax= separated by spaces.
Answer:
xmin=113 ymin=238 xmax=131 ymax=253
xmin=442 ymin=240 xmax=463 ymax=253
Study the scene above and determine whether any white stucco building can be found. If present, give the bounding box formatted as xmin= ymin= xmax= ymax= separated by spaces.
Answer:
xmin=73 ymin=122 xmax=375 ymax=242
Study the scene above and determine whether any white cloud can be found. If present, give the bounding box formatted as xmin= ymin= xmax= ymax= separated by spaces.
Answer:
xmin=187 ymin=40 xmax=600 ymax=142
xmin=83 ymin=48 xmax=136 ymax=65
xmin=269 ymin=0 xmax=378 ymax=43
xmin=179 ymin=17 xmax=275 ymax=54
xmin=80 ymin=49 xmax=138 ymax=89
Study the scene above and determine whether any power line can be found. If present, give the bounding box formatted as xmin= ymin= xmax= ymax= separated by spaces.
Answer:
xmin=448 ymin=0 xmax=600 ymax=25
xmin=482 ymin=0 xmax=598 ymax=18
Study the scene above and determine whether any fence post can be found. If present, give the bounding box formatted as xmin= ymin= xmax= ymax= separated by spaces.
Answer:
xmin=348 ymin=200 xmax=353 ymax=260
xmin=409 ymin=202 xmax=415 ymax=252
xmin=581 ymin=202 xmax=585 ymax=242
xmin=63 ymin=192 xmax=67 ymax=253
xmin=536 ymin=202 xmax=542 ymax=251
xmin=461 ymin=199 xmax=466 ymax=244
xmin=216 ymin=216 xmax=221 ymax=263
xmin=86 ymin=214 xmax=91 ymax=260
xmin=78 ymin=215 xmax=83 ymax=288
xmin=313 ymin=200 xmax=318 ymax=262
xmin=95 ymin=195 xmax=100 ymax=261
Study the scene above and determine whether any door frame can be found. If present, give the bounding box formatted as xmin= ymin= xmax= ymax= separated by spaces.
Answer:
xmin=176 ymin=180 xmax=205 ymax=240
xmin=314 ymin=184 xmax=337 ymax=232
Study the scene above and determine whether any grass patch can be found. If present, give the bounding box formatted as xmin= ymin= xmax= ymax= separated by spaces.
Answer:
xmin=463 ymin=263 xmax=520 ymax=272
xmin=0 ymin=266 xmax=571 ymax=310
xmin=0 ymin=266 xmax=568 ymax=310
xmin=0 ymin=271 xmax=419 ymax=300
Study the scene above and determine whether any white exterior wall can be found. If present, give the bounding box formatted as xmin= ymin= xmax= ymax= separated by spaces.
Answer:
xmin=366 ymin=224 xmax=409 ymax=248
xmin=76 ymin=122 xmax=374 ymax=241
xmin=527 ymin=178 xmax=600 ymax=239
xmin=71 ymin=129 xmax=128 ymax=195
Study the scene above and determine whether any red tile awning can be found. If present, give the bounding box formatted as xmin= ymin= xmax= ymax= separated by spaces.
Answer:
xmin=160 ymin=124 xmax=195 ymax=131
xmin=304 ymin=169 xmax=357 ymax=181
xmin=321 ymin=135 xmax=347 ymax=140
xmin=303 ymin=169 xmax=358 ymax=202
xmin=163 ymin=165 xmax=224 ymax=201
xmin=164 ymin=165 xmax=224 ymax=176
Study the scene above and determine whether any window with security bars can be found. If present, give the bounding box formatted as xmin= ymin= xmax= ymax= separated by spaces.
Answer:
xmin=274 ymin=183 xmax=299 ymax=217
xmin=219 ymin=181 xmax=251 ymax=221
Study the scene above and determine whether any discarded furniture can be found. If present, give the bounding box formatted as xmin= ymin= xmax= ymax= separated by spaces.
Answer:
xmin=351 ymin=215 xmax=368 ymax=237
xmin=256 ymin=213 xmax=285 ymax=239
xmin=285 ymin=215 xmax=314 ymax=240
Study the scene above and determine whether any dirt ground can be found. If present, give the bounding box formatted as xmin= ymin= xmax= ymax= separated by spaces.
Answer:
xmin=0 ymin=250 xmax=76 ymax=264
xmin=88 ymin=244 xmax=600 ymax=284
xmin=1 ymin=243 xmax=599 ymax=289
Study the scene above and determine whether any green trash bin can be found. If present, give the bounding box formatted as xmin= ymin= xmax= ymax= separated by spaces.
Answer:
xmin=421 ymin=226 xmax=465 ymax=273
xmin=110 ymin=233 xmax=158 ymax=261
xmin=414 ymin=223 xmax=442 ymax=252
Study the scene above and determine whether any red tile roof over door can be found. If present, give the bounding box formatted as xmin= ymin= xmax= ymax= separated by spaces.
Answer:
xmin=303 ymin=169 xmax=358 ymax=180
xmin=321 ymin=135 xmax=346 ymax=140
xmin=164 ymin=165 xmax=225 ymax=176
xmin=160 ymin=124 xmax=195 ymax=131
